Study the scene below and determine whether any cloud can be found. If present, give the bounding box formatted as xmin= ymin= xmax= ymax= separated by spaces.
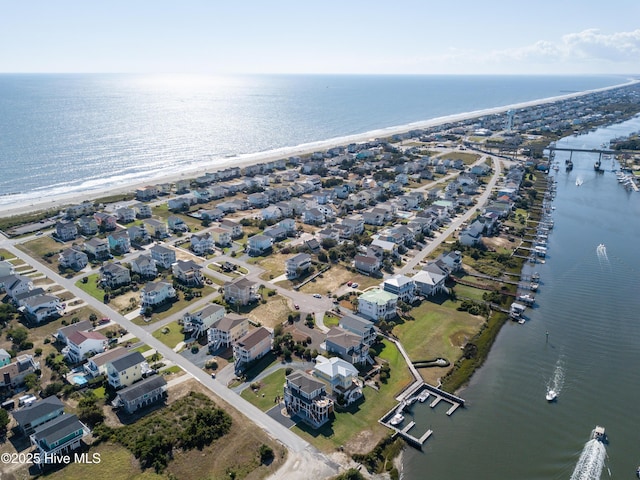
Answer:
xmin=490 ymin=28 xmax=640 ymax=65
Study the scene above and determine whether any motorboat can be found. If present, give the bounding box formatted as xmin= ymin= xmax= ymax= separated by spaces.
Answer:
xmin=592 ymin=425 xmax=607 ymax=443
xmin=546 ymin=389 xmax=557 ymax=402
xmin=390 ymin=413 xmax=404 ymax=426
xmin=418 ymin=390 xmax=430 ymax=403
xmin=636 ymin=465 xmax=640 ymax=478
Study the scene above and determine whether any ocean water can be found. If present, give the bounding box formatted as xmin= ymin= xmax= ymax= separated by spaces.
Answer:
xmin=0 ymin=73 xmax=629 ymax=207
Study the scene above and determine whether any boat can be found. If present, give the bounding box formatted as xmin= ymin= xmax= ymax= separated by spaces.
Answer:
xmin=406 ymin=396 xmax=418 ymax=406
xmin=390 ymin=413 xmax=404 ymax=426
xmin=418 ymin=390 xmax=430 ymax=403
xmin=546 ymin=389 xmax=557 ymax=402
xmin=636 ymin=465 xmax=640 ymax=478
xmin=592 ymin=425 xmax=607 ymax=443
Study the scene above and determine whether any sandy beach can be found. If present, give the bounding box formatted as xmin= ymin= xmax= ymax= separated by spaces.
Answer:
xmin=1 ymin=78 xmax=635 ymax=219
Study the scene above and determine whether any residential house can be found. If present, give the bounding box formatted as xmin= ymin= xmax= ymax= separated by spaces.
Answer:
xmin=199 ymin=208 xmax=224 ymax=222
xmin=317 ymin=227 xmax=340 ymax=244
xmin=115 ymin=207 xmax=136 ymax=223
xmin=413 ymin=263 xmax=448 ymax=296
xmin=130 ymin=254 xmax=158 ymax=278
xmin=0 ymin=260 xmax=14 ymax=277
xmin=144 ymin=219 xmax=169 ymax=239
xmin=107 ymin=230 xmax=131 ymax=254
xmin=302 ymin=207 xmax=326 ymax=225
xmin=362 ymin=210 xmax=385 ymax=226
xmin=263 ymin=224 xmax=288 ymax=242
xmin=284 ymin=371 xmax=334 ymax=429
xmin=357 ymin=289 xmax=398 ymax=321
xmin=63 ymin=330 xmax=108 ymax=363
xmin=207 ymin=314 xmax=250 ymax=351
xmin=0 ymin=274 xmax=33 ymax=301
xmin=83 ymin=237 xmax=110 ymax=260
xmin=223 ymin=277 xmax=259 ymax=306
xmin=84 ymin=347 xmax=128 ymax=378
xmin=172 ymin=259 xmax=204 ymax=286
xmin=381 ymin=274 xmax=416 ymax=303
xmin=190 ymin=232 xmax=215 ymax=255
xmin=174 ymin=178 xmax=191 ymax=193
xmin=135 ymin=185 xmax=158 ymax=201
xmin=435 ymin=250 xmax=463 ymax=274
xmin=313 ymin=355 xmax=363 ymax=405
xmin=247 ymin=192 xmax=270 ymax=208
xmin=100 ymin=262 xmax=131 ymax=288
xmin=210 ymin=227 xmax=232 ymax=247
xmin=56 ymin=320 xmax=93 ymax=346
xmin=168 ymin=195 xmax=195 ymax=211
xmin=325 ymin=327 xmax=370 ymax=365
xmin=339 ymin=314 xmax=376 ymax=346
xmin=150 ymin=244 xmax=176 ymax=269
xmin=58 ymin=247 xmax=88 ymax=271
xmin=106 ymin=351 xmax=148 ymax=389
xmin=93 ymin=212 xmax=117 ymax=231
xmin=233 ymin=327 xmax=272 ymax=372
xmin=0 ymin=348 xmax=10 ymax=367
xmin=0 ymin=355 xmax=40 ymax=388
xmin=29 ymin=414 xmax=90 ymax=466
xmin=183 ymin=304 xmax=225 ymax=337
xmin=133 ymin=202 xmax=152 ymax=218
xmin=459 ymin=228 xmax=482 ymax=246
xmin=55 ymin=221 xmax=78 ymax=241
xmin=286 ymin=253 xmax=312 ymax=279
xmin=261 ymin=205 xmax=282 ymax=221
xmin=13 ymin=288 xmax=45 ymax=308
xmin=140 ymin=281 xmax=176 ymax=308
xmin=22 ymin=294 xmax=61 ymax=323
xmin=65 ymin=202 xmax=94 ymax=219
xmin=12 ymin=396 xmax=65 ymax=435
xmin=168 ymin=216 xmax=188 ymax=233
xmin=112 ymin=375 xmax=168 ymax=414
xmin=127 ymin=225 xmax=149 ymax=244
xmin=219 ymin=219 xmax=243 ymax=238
xmin=247 ymin=235 xmax=273 ymax=256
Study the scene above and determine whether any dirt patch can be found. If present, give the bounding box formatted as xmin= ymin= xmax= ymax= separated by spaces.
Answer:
xmin=343 ymin=429 xmax=380 ymax=455
xmin=245 ymin=295 xmax=293 ymax=329
xmin=108 ymin=289 xmax=140 ymax=314
xmin=482 ymin=235 xmax=517 ymax=252
xmin=299 ymin=264 xmax=353 ymax=295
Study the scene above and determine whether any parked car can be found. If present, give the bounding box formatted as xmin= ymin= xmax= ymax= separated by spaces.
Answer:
xmin=313 ymin=294 xmax=321 ymax=298
xmin=351 ymin=283 xmax=359 ymax=288
xmin=294 ymin=304 xmax=300 ymax=310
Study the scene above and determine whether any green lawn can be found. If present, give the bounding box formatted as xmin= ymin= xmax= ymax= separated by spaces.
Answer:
xmin=75 ymin=273 xmax=104 ymax=301
xmin=394 ymin=298 xmax=485 ymax=365
xmin=454 ymin=284 xmax=489 ymax=302
xmin=240 ymin=369 xmax=287 ymax=410
xmin=292 ymin=340 xmax=413 ymax=452
xmin=323 ymin=312 xmax=340 ymax=328
xmin=132 ymin=344 xmax=152 ymax=354
xmin=152 ymin=320 xmax=187 ymax=348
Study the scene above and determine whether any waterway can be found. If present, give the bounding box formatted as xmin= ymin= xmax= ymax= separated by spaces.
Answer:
xmin=403 ymin=116 xmax=640 ymax=479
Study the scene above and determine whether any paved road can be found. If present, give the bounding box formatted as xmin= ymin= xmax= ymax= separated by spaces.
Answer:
xmin=399 ymin=155 xmax=503 ymax=274
xmin=0 ymin=237 xmax=339 ymax=479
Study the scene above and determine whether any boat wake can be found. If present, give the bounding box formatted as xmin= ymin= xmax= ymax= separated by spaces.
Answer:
xmin=570 ymin=435 xmax=607 ymax=480
xmin=546 ymin=359 xmax=565 ymax=400
xmin=596 ymin=243 xmax=610 ymax=270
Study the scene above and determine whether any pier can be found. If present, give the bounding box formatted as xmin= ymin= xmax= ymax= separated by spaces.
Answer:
xmin=380 ymin=382 xmax=465 ymax=450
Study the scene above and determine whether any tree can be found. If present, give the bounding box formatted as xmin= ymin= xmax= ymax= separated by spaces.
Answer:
xmin=78 ymin=393 xmax=105 ymax=427
xmin=259 ymin=444 xmax=274 ymax=464
xmin=0 ymin=409 xmax=9 ymax=433
xmin=24 ymin=373 xmax=40 ymax=392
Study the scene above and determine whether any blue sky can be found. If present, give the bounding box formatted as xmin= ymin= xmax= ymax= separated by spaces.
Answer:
xmin=2 ymin=0 xmax=639 ymax=75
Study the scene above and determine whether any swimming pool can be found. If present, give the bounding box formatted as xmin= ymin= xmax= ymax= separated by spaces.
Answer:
xmin=72 ymin=375 xmax=88 ymax=385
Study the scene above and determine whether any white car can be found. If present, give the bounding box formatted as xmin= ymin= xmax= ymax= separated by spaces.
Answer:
xmin=313 ymin=294 xmax=322 ymax=298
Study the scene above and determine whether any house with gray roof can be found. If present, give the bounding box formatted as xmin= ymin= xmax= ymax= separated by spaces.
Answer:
xmin=30 ymin=414 xmax=90 ymax=466
xmin=284 ymin=370 xmax=334 ymax=429
xmin=12 ymin=396 xmax=65 ymax=435
xmin=112 ymin=375 xmax=167 ymax=414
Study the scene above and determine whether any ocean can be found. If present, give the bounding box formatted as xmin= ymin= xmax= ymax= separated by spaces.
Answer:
xmin=0 ymin=73 xmax=630 ymax=208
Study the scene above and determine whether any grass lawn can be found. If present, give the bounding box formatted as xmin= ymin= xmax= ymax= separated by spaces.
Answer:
xmin=132 ymin=344 xmax=152 ymax=354
xmin=152 ymin=321 xmax=187 ymax=348
xmin=16 ymin=235 xmax=64 ymax=259
xmin=323 ymin=312 xmax=340 ymax=328
xmin=393 ymin=297 xmax=485 ymax=385
xmin=240 ymin=368 xmax=287 ymax=410
xmin=75 ymin=273 xmax=104 ymax=301
xmin=454 ymin=284 xmax=490 ymax=302
xmin=438 ymin=151 xmax=481 ymax=164
xmin=161 ymin=365 xmax=183 ymax=374
xmin=292 ymin=339 xmax=413 ymax=453
xmin=44 ymin=442 xmax=164 ymax=480
xmin=256 ymin=252 xmax=289 ymax=280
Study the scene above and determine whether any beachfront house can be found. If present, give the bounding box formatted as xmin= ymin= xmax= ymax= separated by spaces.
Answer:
xmin=12 ymin=396 xmax=65 ymax=435
xmin=55 ymin=220 xmax=78 ymax=241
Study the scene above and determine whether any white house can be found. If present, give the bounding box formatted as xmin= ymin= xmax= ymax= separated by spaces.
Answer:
xmin=357 ymin=289 xmax=398 ymax=321
xmin=141 ymin=281 xmax=177 ymax=308
xmin=190 ymin=232 xmax=215 ymax=255
xmin=286 ymin=253 xmax=312 ymax=279
xmin=63 ymin=330 xmax=108 ymax=363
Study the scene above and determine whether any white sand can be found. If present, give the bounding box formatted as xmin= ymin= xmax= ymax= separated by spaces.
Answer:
xmin=1 ymin=79 xmax=635 ymax=219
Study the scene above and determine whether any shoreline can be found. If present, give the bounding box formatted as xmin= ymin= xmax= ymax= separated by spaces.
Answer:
xmin=1 ymin=77 xmax=637 ymax=219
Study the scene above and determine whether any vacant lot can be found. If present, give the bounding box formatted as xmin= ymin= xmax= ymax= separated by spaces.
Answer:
xmin=245 ymin=295 xmax=293 ymax=329
xmin=394 ymin=297 xmax=485 ymax=385
xmin=152 ymin=320 xmax=186 ymax=349
xmin=255 ymin=252 xmax=289 ymax=280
